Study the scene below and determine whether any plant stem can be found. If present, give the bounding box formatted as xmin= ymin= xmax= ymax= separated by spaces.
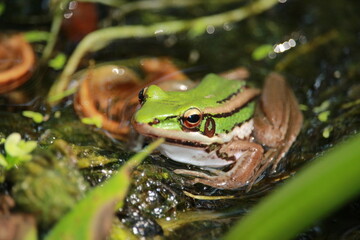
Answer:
xmin=41 ymin=1 xmax=71 ymax=63
xmin=80 ymin=0 xmax=240 ymax=11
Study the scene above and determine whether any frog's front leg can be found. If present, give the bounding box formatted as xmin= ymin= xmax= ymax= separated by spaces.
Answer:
xmin=253 ymin=73 xmax=303 ymax=173
xmin=174 ymin=140 xmax=264 ymax=189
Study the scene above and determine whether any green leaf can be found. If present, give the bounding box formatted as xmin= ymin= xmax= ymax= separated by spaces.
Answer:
xmin=18 ymin=140 xmax=38 ymax=155
xmin=252 ymin=44 xmax=273 ymax=60
xmin=81 ymin=117 xmax=103 ymax=128
xmin=22 ymin=111 xmax=44 ymax=123
xmin=45 ymin=138 xmax=164 ymax=240
xmin=322 ymin=126 xmax=333 ymax=138
xmin=24 ymin=31 xmax=50 ymax=43
xmin=5 ymin=133 xmax=37 ymax=157
xmin=3 ymin=133 xmax=37 ymax=169
xmin=318 ymin=110 xmax=330 ymax=122
xmin=313 ymin=100 xmax=330 ymax=113
xmin=0 ymin=154 xmax=8 ymax=168
xmin=224 ymin=133 xmax=360 ymax=240
xmin=48 ymin=53 xmax=67 ymax=71
xmin=54 ymin=111 xmax=61 ymax=118
xmin=299 ymin=104 xmax=309 ymax=111
xmin=5 ymin=133 xmax=22 ymax=157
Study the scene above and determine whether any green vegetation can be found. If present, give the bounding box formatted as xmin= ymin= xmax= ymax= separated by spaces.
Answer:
xmin=0 ymin=133 xmax=37 ymax=170
xmin=22 ymin=111 xmax=45 ymax=123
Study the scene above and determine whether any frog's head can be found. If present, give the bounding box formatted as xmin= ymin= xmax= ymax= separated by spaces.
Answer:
xmin=132 ymin=74 xmax=260 ymax=145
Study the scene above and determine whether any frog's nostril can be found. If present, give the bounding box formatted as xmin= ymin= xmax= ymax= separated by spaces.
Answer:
xmin=149 ymin=118 xmax=160 ymax=126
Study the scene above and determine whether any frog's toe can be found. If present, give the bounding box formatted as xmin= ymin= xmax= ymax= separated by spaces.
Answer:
xmin=202 ymin=167 xmax=226 ymax=176
xmin=192 ymin=177 xmax=234 ymax=189
xmin=174 ymin=169 xmax=212 ymax=178
xmin=174 ymin=169 xmax=241 ymax=189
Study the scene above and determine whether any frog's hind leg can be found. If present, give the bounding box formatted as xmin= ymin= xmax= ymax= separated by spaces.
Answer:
xmin=174 ymin=140 xmax=264 ymax=190
xmin=253 ymin=73 xmax=303 ymax=174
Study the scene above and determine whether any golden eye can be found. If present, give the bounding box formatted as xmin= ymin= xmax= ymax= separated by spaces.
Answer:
xmin=138 ymin=87 xmax=147 ymax=105
xmin=182 ymin=108 xmax=202 ymax=129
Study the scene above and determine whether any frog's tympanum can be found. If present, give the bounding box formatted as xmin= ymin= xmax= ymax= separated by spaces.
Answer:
xmin=132 ymin=73 xmax=303 ymax=189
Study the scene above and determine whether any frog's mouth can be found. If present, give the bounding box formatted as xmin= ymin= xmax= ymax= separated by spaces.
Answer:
xmin=132 ymin=120 xmax=222 ymax=148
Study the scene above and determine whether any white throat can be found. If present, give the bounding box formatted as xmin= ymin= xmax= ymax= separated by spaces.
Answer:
xmin=159 ymin=143 xmax=232 ymax=168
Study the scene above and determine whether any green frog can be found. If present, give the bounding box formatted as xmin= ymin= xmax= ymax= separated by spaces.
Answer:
xmin=132 ymin=73 xmax=303 ymax=189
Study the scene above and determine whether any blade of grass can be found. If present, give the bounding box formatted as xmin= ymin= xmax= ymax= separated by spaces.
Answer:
xmin=45 ymin=138 xmax=164 ymax=240
xmin=225 ymin=133 xmax=360 ymax=240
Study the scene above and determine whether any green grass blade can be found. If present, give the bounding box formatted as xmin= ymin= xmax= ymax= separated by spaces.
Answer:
xmin=225 ymin=133 xmax=360 ymax=240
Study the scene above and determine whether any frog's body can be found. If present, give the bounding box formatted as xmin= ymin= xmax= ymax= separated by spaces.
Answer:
xmin=133 ymin=73 xmax=303 ymax=189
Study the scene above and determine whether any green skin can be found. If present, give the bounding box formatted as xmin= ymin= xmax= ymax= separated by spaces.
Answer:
xmin=134 ymin=73 xmax=254 ymax=135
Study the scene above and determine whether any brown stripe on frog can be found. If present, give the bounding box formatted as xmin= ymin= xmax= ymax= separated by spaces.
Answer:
xmin=137 ymin=130 xmax=208 ymax=148
xmin=164 ymin=138 xmax=208 ymax=148
xmin=204 ymin=88 xmax=260 ymax=115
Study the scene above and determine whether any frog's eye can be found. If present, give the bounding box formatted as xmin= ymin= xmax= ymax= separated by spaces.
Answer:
xmin=182 ymin=108 xmax=202 ymax=129
xmin=138 ymin=87 xmax=147 ymax=105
